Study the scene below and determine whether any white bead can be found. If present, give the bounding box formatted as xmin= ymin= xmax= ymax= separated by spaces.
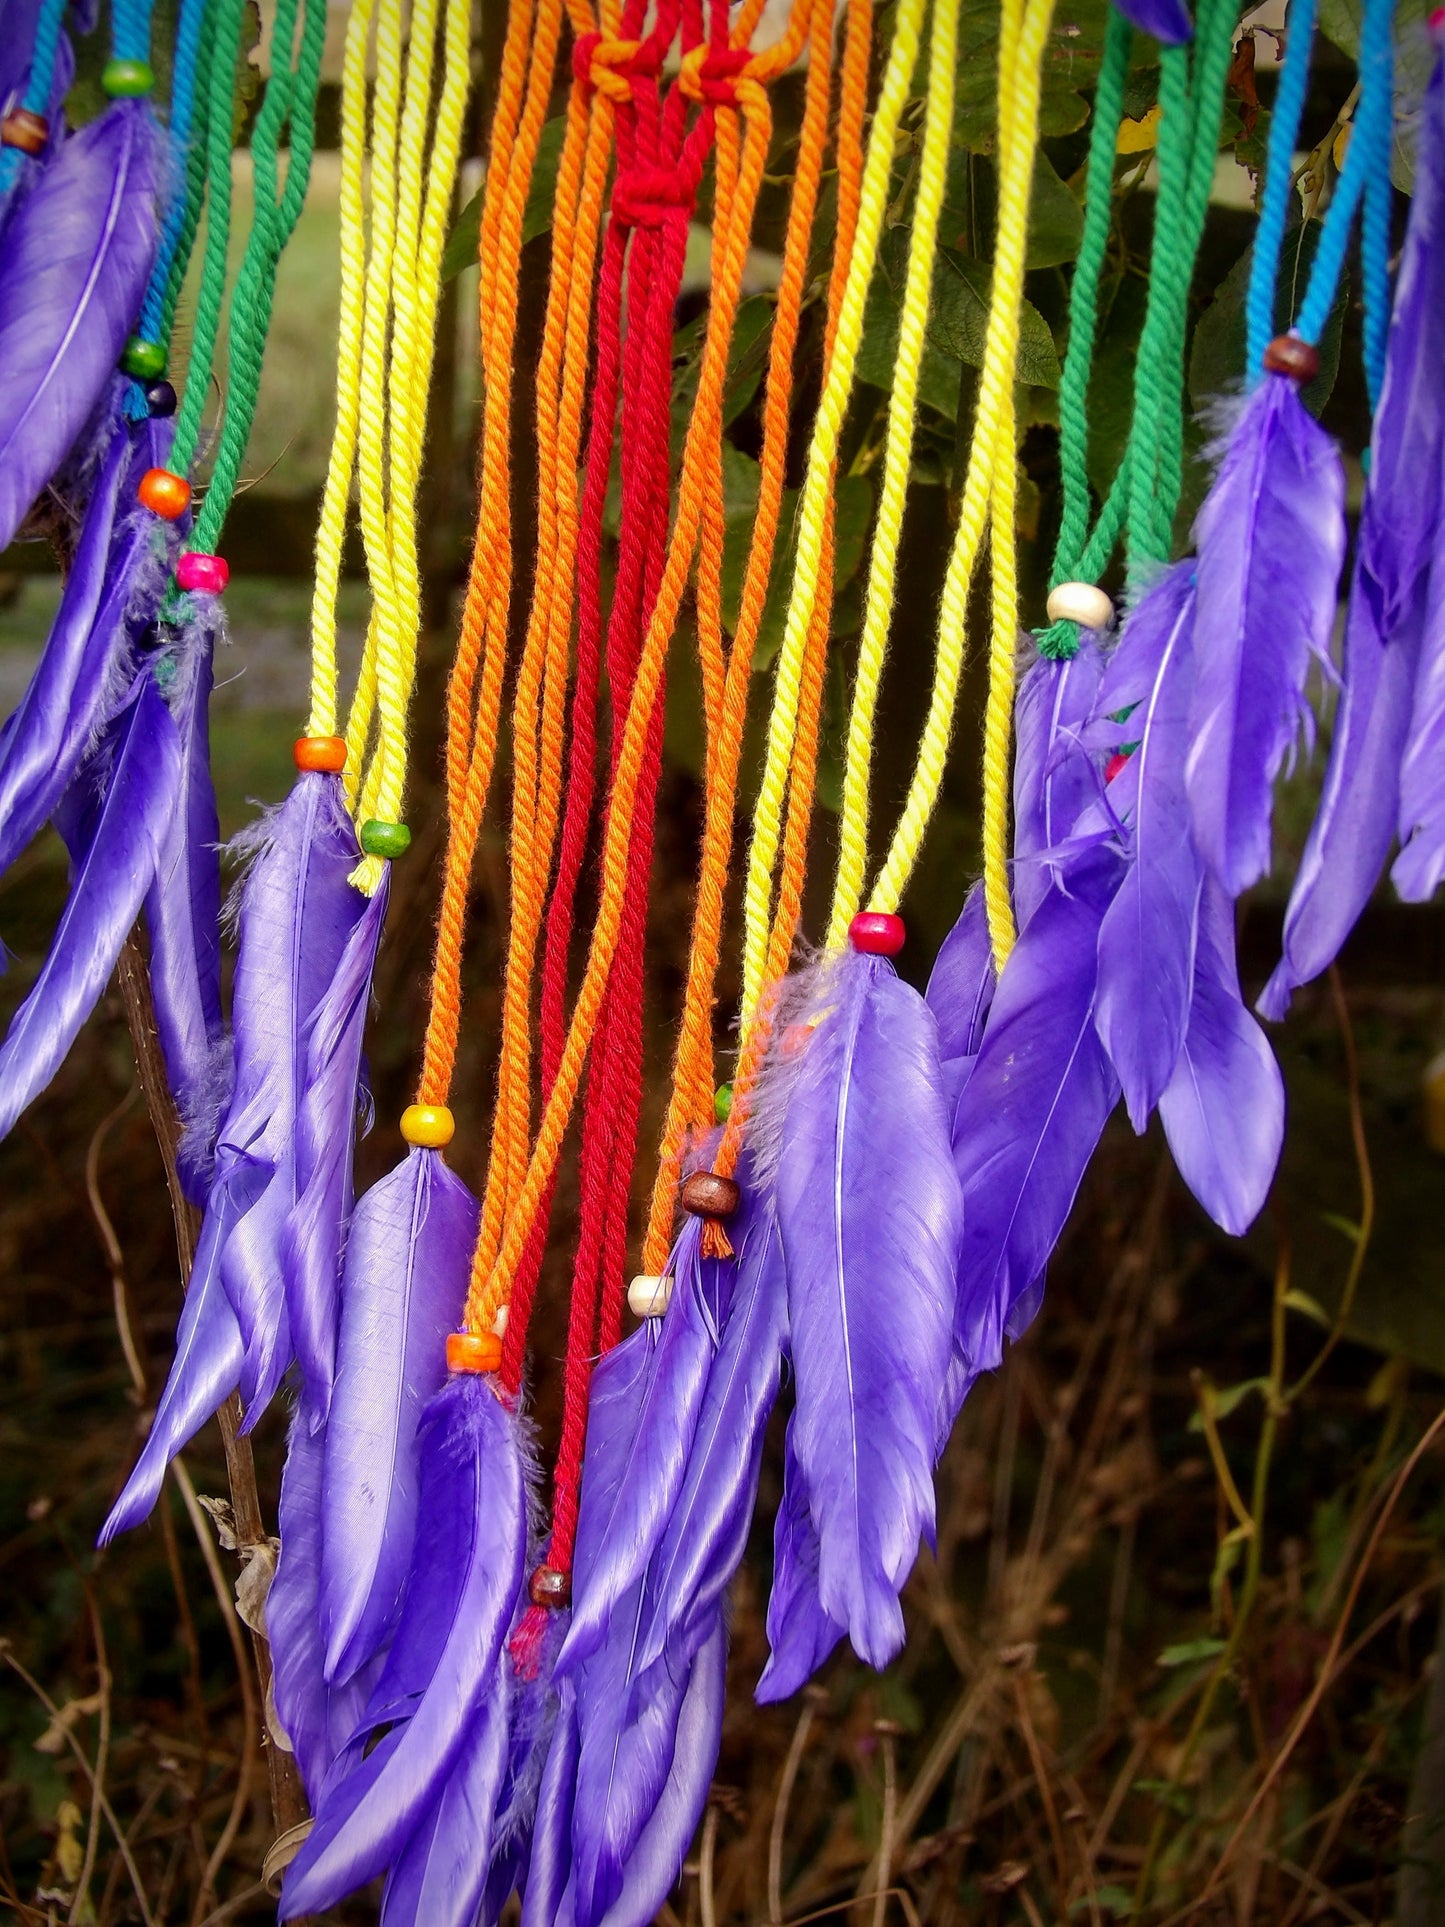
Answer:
xmin=491 ymin=1304 xmax=509 ymax=1339
xmin=628 ymin=1273 xmax=673 ymax=1318
xmin=1045 ymin=581 xmax=1114 ymax=632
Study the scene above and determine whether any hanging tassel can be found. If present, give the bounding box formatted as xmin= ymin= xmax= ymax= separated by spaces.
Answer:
xmin=319 ymin=1146 xmax=479 ymax=1684
xmin=773 ymin=925 xmax=960 ymax=1670
xmin=279 ymin=1371 xmax=529 ymax=1919
xmin=1087 ymin=562 xmax=1203 ymax=1128
xmin=281 ymin=869 xmax=390 ymax=1421
xmin=1158 ymin=879 xmax=1284 ymax=1234
xmin=266 ymin=1411 xmax=387 ymax=1798
xmin=0 ymin=98 xmax=159 ymax=551
xmin=1187 ymin=366 xmax=1346 ymax=897
xmin=0 ymin=671 xmax=179 ymax=1140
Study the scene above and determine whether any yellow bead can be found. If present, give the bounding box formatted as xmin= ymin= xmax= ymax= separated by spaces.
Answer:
xmin=401 ymin=1103 xmax=454 ymax=1148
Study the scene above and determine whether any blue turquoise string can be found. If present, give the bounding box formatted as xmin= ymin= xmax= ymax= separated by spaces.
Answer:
xmin=110 ymin=0 xmax=156 ymax=63
xmin=1358 ymin=29 xmax=1394 ymax=408
xmin=0 ymin=0 xmax=68 ymax=194
xmin=1245 ymin=0 xmax=1321 ymax=381
xmin=1296 ymin=0 xmax=1396 ymax=343
xmin=138 ymin=0 xmax=209 ymax=343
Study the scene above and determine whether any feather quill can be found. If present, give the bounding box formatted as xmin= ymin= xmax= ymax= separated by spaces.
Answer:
xmin=283 ymin=871 xmax=390 ymax=1421
xmin=1090 ymin=564 xmax=1203 ymax=1128
xmin=280 ymin=1373 xmax=527 ymax=1919
xmin=1159 ymin=880 xmax=1284 ymax=1234
xmin=0 ymin=673 xmax=177 ymax=1142
xmin=775 ymin=950 xmax=959 ymax=1669
xmin=0 ymin=101 xmax=158 ymax=552
xmin=320 ymin=1146 xmax=478 ymax=1684
xmin=1188 ymin=375 xmax=1346 ymax=896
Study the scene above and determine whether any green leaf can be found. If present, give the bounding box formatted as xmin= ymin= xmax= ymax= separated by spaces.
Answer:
xmin=931 ymin=251 xmax=1061 ymax=388
xmin=1027 ymin=153 xmax=1085 ymax=269
xmin=1156 ymin=1637 xmax=1228 ymax=1668
xmin=1071 ymin=1891 xmax=1136 ymax=1919
xmin=442 ymin=117 xmax=568 ymax=282
xmin=1189 ymin=217 xmax=1347 ymax=418
xmin=954 ymin=0 xmax=1109 ymax=152
xmin=1283 ymin=1287 xmax=1330 ymax=1325
xmin=1317 ymin=0 xmax=1433 ymax=190
xmin=1320 ymin=1210 xmax=1364 ymax=1243
xmin=1134 ymin=1777 xmax=1194 ymax=1816
xmin=1185 ymin=1377 xmax=1268 ymax=1429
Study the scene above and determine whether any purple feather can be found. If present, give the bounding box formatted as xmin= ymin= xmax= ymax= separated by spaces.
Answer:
xmin=1091 ymin=565 xmax=1203 ymax=1128
xmin=212 ymin=773 xmax=364 ymax=1424
xmin=283 ymin=871 xmax=390 ymax=1421
xmin=630 ymin=1188 xmax=788 ymax=1677
xmin=1188 ymin=376 xmax=1346 ymax=896
xmin=1110 ymin=0 xmax=1192 ymax=45
xmin=774 ymin=950 xmax=959 ymax=1670
xmin=0 ymin=101 xmax=159 ymax=552
xmin=1012 ymin=637 xmax=1106 ymax=933
xmin=1159 ymin=881 xmax=1284 ymax=1234
xmin=1393 ymin=516 xmax=1445 ymax=899
xmin=0 ymin=673 xmax=177 ymax=1141
xmin=924 ymin=884 xmax=997 ymax=1129
xmin=1357 ymin=51 xmax=1445 ymax=638
xmin=757 ymin=1418 xmax=844 ymax=1704
xmin=487 ymin=1609 xmax=573 ymax=1917
xmin=950 ymin=855 xmax=1121 ymax=1381
xmin=266 ymin=1412 xmax=386 ymax=1799
xmin=145 ymin=611 xmax=225 ymax=1200
xmin=280 ymin=1373 xmax=528 ymax=1919
xmin=557 ymin=1213 xmax=731 ymax=1677
xmin=0 ymin=0 xmax=46 ymax=111
xmin=378 ymin=1693 xmax=510 ymax=1927
xmin=522 ymin=1678 xmax=580 ymax=1927
xmin=1259 ymin=562 xmax=1420 ymax=1014
xmin=98 ymin=1198 xmax=244 ymax=1543
xmin=320 ymin=1146 xmax=478 ymax=1685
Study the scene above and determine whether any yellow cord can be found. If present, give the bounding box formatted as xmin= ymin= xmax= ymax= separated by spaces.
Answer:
xmin=304 ymin=0 xmax=470 ymax=895
xmin=739 ymin=0 xmax=928 ymax=1023
xmin=869 ymin=0 xmax=1056 ymax=974
xmin=824 ymin=0 xmax=959 ymax=950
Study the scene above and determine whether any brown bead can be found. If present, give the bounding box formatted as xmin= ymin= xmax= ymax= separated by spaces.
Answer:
xmin=529 ymin=1564 xmax=571 ymax=1608
xmin=1 ymin=109 xmax=48 ymax=156
xmin=1262 ymin=334 xmax=1320 ymax=385
xmin=680 ymin=1170 xmax=741 ymax=1220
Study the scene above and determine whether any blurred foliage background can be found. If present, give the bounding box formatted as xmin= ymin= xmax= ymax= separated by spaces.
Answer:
xmin=3 ymin=0 xmax=1445 ymax=1922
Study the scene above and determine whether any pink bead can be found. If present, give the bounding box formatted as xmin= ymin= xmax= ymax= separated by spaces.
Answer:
xmin=1105 ymin=750 xmax=1131 ymax=784
xmin=1431 ymin=4 xmax=1445 ymax=38
xmin=849 ymin=911 xmax=905 ymax=956
xmin=176 ymin=551 xmax=229 ymax=595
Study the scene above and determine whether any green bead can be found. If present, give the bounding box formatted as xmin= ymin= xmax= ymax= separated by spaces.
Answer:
xmin=713 ymin=1083 xmax=733 ymax=1125
xmin=102 ymin=58 xmax=155 ymax=97
xmin=359 ymin=818 xmax=411 ymax=859
xmin=120 ymin=334 xmax=166 ymax=380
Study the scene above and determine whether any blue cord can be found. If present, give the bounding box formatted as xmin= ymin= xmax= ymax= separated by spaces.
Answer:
xmin=110 ymin=0 xmax=156 ymax=64
xmin=137 ymin=0 xmax=208 ymax=344
xmin=1246 ymin=0 xmax=1321 ymax=380
xmin=1296 ymin=0 xmax=1396 ymax=343
xmin=0 ymin=0 xmax=69 ymax=194
xmin=1358 ymin=26 xmax=1394 ymax=408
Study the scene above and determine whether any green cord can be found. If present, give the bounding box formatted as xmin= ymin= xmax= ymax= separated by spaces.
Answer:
xmin=192 ymin=0 xmax=327 ymax=550
xmin=169 ymin=0 xmax=249 ymax=473
xmin=158 ymin=4 xmax=216 ymax=349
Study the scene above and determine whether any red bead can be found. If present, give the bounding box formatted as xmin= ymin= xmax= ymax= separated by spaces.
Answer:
xmin=1 ymin=109 xmax=48 ymax=156
xmin=849 ymin=911 xmax=905 ymax=956
xmin=138 ymin=467 xmax=191 ymax=520
xmin=176 ymin=551 xmax=228 ymax=595
xmin=293 ymin=735 xmax=347 ymax=773
xmin=446 ymin=1330 xmax=502 ymax=1374
xmin=1105 ymin=750 xmax=1131 ymax=785
xmin=1262 ymin=334 xmax=1320 ymax=384
xmin=1431 ymin=4 xmax=1445 ymax=36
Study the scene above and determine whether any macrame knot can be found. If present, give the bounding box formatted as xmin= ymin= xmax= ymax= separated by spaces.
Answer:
xmin=612 ymin=161 xmax=694 ymax=229
xmin=678 ymin=42 xmax=751 ymax=106
xmin=571 ymin=30 xmax=646 ymax=101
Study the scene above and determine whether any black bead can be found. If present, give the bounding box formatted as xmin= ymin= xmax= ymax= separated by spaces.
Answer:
xmin=145 ymin=379 xmax=177 ymax=418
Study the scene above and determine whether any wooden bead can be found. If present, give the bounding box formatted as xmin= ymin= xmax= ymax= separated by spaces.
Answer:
xmin=292 ymin=735 xmax=346 ymax=772
xmin=145 ymin=378 xmax=177 ymax=418
xmin=0 ymin=109 xmax=48 ymax=156
xmin=102 ymin=57 xmax=155 ymax=96
xmin=138 ymin=467 xmax=191 ymax=520
xmin=529 ymin=1564 xmax=571 ymax=1608
xmin=120 ymin=335 xmax=166 ymax=380
xmin=1044 ymin=582 xmax=1114 ymax=631
xmin=401 ymin=1103 xmax=454 ymax=1148
xmin=176 ymin=551 xmax=228 ymax=595
xmin=628 ymin=1273 xmax=673 ymax=1317
xmin=680 ymin=1170 xmax=740 ymax=1220
xmin=446 ymin=1330 xmax=502 ymax=1374
xmin=359 ymin=818 xmax=411 ymax=859
xmin=849 ymin=911 xmax=905 ymax=956
xmin=1262 ymin=334 xmax=1320 ymax=384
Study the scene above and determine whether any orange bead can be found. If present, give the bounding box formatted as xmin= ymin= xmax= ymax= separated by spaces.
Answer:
xmin=138 ymin=467 xmax=191 ymax=520
xmin=447 ymin=1330 xmax=503 ymax=1375
xmin=293 ymin=735 xmax=347 ymax=773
